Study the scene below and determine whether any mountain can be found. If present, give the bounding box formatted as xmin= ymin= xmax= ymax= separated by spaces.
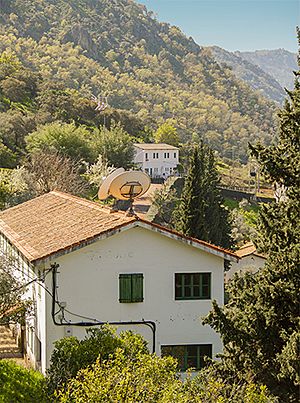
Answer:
xmin=236 ymin=49 xmax=298 ymax=90
xmin=0 ymin=0 xmax=277 ymax=163
xmin=209 ymin=46 xmax=286 ymax=104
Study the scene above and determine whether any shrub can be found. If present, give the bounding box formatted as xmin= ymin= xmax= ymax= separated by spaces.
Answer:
xmin=0 ymin=360 xmax=48 ymax=403
xmin=46 ymin=325 xmax=147 ymax=395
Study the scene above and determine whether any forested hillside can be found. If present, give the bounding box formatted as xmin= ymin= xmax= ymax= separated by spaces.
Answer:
xmin=236 ymin=48 xmax=298 ymax=90
xmin=209 ymin=46 xmax=286 ymax=104
xmin=0 ymin=0 xmax=277 ymax=164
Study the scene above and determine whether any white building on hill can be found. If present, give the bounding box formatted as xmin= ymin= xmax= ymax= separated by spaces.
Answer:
xmin=0 ymin=191 xmax=237 ymax=374
xmin=133 ymin=143 xmax=179 ymax=179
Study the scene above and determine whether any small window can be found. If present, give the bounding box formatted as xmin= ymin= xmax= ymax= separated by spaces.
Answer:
xmin=174 ymin=152 xmax=177 ymax=158
xmin=35 ymin=335 xmax=42 ymax=363
xmin=145 ymin=152 xmax=148 ymax=160
xmin=161 ymin=344 xmax=212 ymax=371
xmin=164 ymin=152 xmax=166 ymax=158
xmin=167 ymin=152 xmax=170 ymax=158
xmin=119 ymin=273 xmax=143 ymax=303
xmin=153 ymin=152 xmax=156 ymax=159
xmin=175 ymin=273 xmax=211 ymax=300
xmin=156 ymin=152 xmax=159 ymax=159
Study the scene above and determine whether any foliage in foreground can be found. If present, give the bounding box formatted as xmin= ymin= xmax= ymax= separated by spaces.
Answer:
xmin=58 ymin=348 xmax=276 ymax=403
xmin=46 ymin=326 xmax=276 ymax=402
xmin=46 ymin=326 xmax=148 ymax=395
xmin=0 ymin=255 xmax=30 ymax=325
xmin=0 ymin=360 xmax=48 ymax=403
xmin=204 ymin=32 xmax=300 ymax=403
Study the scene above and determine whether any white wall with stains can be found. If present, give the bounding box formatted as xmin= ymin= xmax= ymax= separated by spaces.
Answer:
xmin=42 ymin=225 xmax=225 ymax=372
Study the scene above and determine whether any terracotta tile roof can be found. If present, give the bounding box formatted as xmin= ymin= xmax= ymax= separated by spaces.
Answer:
xmin=0 ymin=191 xmax=135 ymax=263
xmin=0 ymin=191 xmax=238 ymax=263
xmin=236 ymin=242 xmax=266 ymax=259
xmin=134 ymin=143 xmax=179 ymax=150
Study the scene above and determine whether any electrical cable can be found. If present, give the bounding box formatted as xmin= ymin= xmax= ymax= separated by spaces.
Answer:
xmin=50 ymin=263 xmax=157 ymax=353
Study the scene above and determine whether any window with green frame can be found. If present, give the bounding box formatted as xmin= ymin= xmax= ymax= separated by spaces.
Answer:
xmin=161 ymin=344 xmax=212 ymax=371
xmin=119 ymin=273 xmax=143 ymax=303
xmin=175 ymin=273 xmax=211 ymax=300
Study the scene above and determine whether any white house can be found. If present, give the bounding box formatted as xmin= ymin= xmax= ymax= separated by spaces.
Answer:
xmin=0 ymin=191 xmax=237 ymax=374
xmin=133 ymin=143 xmax=179 ymax=179
xmin=225 ymin=242 xmax=266 ymax=282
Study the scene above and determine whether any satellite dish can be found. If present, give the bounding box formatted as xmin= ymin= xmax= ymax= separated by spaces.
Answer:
xmin=109 ymin=171 xmax=151 ymax=201
xmin=98 ymin=168 xmax=125 ymax=200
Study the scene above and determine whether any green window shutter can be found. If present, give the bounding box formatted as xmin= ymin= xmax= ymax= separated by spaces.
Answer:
xmin=131 ymin=273 xmax=143 ymax=302
xmin=119 ymin=274 xmax=144 ymax=303
xmin=119 ymin=274 xmax=132 ymax=302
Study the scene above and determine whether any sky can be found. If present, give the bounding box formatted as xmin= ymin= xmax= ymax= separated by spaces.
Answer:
xmin=138 ymin=0 xmax=299 ymax=53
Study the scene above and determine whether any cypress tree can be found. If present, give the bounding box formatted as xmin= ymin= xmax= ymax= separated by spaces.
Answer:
xmin=204 ymin=31 xmax=300 ymax=402
xmin=173 ymin=143 xmax=232 ymax=249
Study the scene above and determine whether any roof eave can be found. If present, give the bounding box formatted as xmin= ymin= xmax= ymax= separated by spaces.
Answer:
xmin=136 ymin=220 xmax=238 ymax=262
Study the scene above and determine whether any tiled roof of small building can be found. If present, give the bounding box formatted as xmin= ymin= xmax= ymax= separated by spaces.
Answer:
xmin=0 ymin=191 xmax=135 ymax=263
xmin=235 ymin=242 xmax=266 ymax=259
xmin=133 ymin=143 xmax=179 ymax=150
xmin=0 ymin=191 xmax=238 ymax=263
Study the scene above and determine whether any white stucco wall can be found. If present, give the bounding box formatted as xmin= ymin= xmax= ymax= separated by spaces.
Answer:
xmin=225 ymin=254 xmax=266 ymax=281
xmin=133 ymin=146 xmax=179 ymax=178
xmin=0 ymin=234 xmax=47 ymax=372
xmin=42 ymin=226 xmax=224 ymax=372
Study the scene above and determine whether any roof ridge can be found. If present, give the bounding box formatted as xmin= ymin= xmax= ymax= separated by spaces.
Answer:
xmin=50 ymin=191 xmax=133 ymax=219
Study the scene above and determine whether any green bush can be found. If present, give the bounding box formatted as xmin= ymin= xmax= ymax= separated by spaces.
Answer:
xmin=58 ymin=349 xmax=277 ymax=403
xmin=46 ymin=325 xmax=148 ymax=395
xmin=0 ymin=360 xmax=48 ymax=403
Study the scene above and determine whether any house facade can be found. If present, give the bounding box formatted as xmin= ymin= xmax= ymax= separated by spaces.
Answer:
xmin=0 ymin=191 xmax=237 ymax=374
xmin=133 ymin=143 xmax=179 ymax=179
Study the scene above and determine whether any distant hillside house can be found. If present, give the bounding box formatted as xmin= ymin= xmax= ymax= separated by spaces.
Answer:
xmin=0 ymin=191 xmax=237 ymax=374
xmin=133 ymin=143 xmax=179 ymax=179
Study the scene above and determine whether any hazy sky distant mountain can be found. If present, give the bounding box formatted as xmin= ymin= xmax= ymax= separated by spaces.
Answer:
xmin=139 ymin=0 xmax=299 ymax=53
xmin=236 ymin=49 xmax=298 ymax=90
xmin=209 ymin=46 xmax=287 ymax=104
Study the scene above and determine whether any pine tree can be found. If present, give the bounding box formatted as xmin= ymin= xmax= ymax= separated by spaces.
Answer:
xmin=173 ymin=143 xmax=232 ymax=249
xmin=204 ymin=31 xmax=300 ymax=403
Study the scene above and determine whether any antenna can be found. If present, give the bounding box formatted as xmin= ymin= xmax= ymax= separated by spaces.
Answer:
xmin=98 ymin=168 xmax=125 ymax=200
xmin=98 ymin=170 xmax=151 ymax=216
xmin=91 ymin=94 xmax=108 ymax=112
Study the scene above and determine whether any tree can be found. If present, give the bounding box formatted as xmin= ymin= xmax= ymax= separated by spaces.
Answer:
xmin=24 ymin=150 xmax=89 ymax=196
xmin=25 ymin=122 xmax=95 ymax=163
xmin=147 ymin=177 xmax=182 ymax=226
xmin=0 ymin=141 xmax=16 ymax=168
xmin=204 ymin=32 xmax=300 ymax=402
xmin=92 ymin=122 xmax=134 ymax=168
xmin=0 ymin=255 xmax=29 ymax=325
xmin=173 ymin=144 xmax=232 ymax=249
xmin=154 ymin=122 xmax=179 ymax=146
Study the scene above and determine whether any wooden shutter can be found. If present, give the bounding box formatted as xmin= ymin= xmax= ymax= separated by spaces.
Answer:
xmin=119 ymin=274 xmax=132 ymax=302
xmin=131 ymin=273 xmax=143 ymax=302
